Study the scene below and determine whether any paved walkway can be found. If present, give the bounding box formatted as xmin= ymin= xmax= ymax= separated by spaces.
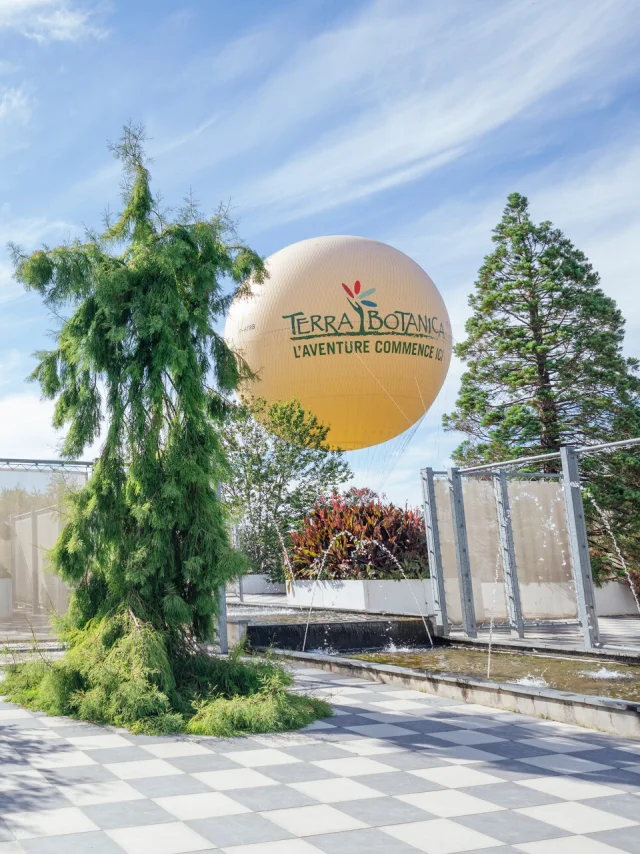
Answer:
xmin=1 ymin=666 xmax=640 ymax=853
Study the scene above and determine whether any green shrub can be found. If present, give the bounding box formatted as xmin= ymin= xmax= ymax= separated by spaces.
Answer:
xmin=1 ymin=614 xmax=330 ymax=736
xmin=290 ymin=491 xmax=429 ymax=580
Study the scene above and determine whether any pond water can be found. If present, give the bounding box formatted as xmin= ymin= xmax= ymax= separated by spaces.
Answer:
xmin=353 ymin=646 xmax=640 ymax=702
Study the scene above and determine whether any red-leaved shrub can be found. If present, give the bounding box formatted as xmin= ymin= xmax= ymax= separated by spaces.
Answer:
xmin=289 ymin=492 xmax=429 ymax=580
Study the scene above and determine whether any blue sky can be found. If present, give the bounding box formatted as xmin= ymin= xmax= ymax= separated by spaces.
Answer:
xmin=1 ymin=0 xmax=639 ymax=505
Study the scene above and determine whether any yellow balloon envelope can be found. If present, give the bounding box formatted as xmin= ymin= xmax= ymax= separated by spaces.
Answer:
xmin=224 ymin=235 xmax=451 ymax=450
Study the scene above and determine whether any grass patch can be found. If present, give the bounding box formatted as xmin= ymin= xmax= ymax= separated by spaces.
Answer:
xmin=1 ymin=612 xmax=331 ymax=736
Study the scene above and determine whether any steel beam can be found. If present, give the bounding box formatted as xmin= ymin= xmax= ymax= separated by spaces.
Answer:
xmin=448 ymin=467 xmax=477 ymax=638
xmin=561 ymin=445 xmax=600 ymax=649
xmin=421 ymin=467 xmax=448 ymax=637
xmin=493 ymin=469 xmax=524 ymax=638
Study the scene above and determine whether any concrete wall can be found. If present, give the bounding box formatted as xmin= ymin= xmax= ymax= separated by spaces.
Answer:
xmin=287 ymin=579 xmax=433 ymax=617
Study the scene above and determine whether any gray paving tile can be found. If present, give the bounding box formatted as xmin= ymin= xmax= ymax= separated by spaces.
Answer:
xmin=588 ymin=826 xmax=640 ymax=853
xmin=87 ymin=746 xmax=152 ymax=764
xmin=280 ymin=742 xmax=352 ymax=761
xmin=396 ymin=719 xmax=459 ymax=734
xmin=468 ymin=760 xmax=561 ymax=782
xmin=367 ymin=748 xmax=451 ymax=771
xmin=228 ymin=784 xmax=321 ymax=812
xmin=47 ymin=724 xmax=111 ymax=738
xmin=188 ymin=812 xmax=293 ymax=846
xmin=129 ymin=773 xmax=213 ymax=798
xmin=457 ymin=782 xmax=561 ymax=809
xmin=335 ymin=795 xmax=433 ymax=827
xmin=455 ymin=810 xmax=572 ymax=844
xmin=575 ymin=769 xmax=640 ymax=792
xmin=0 ymin=819 xmax=15 ymax=842
xmin=20 ymin=830 xmax=126 ymax=854
xmin=356 ymin=771 xmax=445 ymax=795
xmin=259 ymin=761 xmax=337 ymax=784
xmin=0 ymin=786 xmax=73 ymax=814
xmin=585 ymin=794 xmax=640 ymax=822
xmin=474 ymin=741 xmax=556 ymax=760
xmin=42 ymin=764 xmax=118 ymax=785
xmin=163 ymin=752 xmax=238 ymax=773
xmin=310 ymin=826 xmax=424 ymax=853
xmin=83 ymin=798 xmax=176 ymax=829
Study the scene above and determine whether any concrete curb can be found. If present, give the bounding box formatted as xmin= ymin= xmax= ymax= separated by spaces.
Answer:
xmin=266 ymin=648 xmax=640 ymax=739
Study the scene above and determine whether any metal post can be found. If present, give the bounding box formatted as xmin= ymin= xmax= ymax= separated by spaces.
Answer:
xmin=31 ymin=509 xmax=39 ymax=614
xmin=217 ymin=585 xmax=229 ymax=654
xmin=421 ymin=468 xmax=448 ymax=637
xmin=560 ymin=445 xmax=600 ymax=649
xmin=448 ymin=467 xmax=477 ymax=638
xmin=9 ymin=515 xmax=15 ymax=613
xmin=493 ymin=470 xmax=524 ymax=638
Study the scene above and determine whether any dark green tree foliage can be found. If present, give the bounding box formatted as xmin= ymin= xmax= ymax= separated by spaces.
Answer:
xmin=444 ymin=193 xmax=640 ymax=582
xmin=220 ymin=398 xmax=352 ymax=581
xmin=11 ymin=125 xmax=264 ymax=643
xmin=3 ymin=125 xmax=331 ymax=734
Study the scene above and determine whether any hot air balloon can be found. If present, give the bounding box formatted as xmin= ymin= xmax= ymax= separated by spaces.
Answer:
xmin=224 ymin=235 xmax=451 ymax=451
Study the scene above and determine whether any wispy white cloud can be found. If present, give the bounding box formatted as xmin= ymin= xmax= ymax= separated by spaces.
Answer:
xmin=229 ymin=0 xmax=639 ymax=222
xmin=0 ymin=0 xmax=107 ymax=43
xmin=0 ymin=85 xmax=31 ymax=124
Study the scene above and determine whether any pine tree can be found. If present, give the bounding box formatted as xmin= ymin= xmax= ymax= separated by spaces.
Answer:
xmin=444 ymin=193 xmax=640 ymax=581
xmin=3 ymin=125 xmax=331 ymax=734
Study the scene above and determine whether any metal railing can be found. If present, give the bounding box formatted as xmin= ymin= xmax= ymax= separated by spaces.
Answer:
xmin=421 ymin=437 xmax=640 ymax=650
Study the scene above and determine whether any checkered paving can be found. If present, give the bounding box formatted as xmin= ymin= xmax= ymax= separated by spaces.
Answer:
xmin=1 ymin=665 xmax=640 ymax=853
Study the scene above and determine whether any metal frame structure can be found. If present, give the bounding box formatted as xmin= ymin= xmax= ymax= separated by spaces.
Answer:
xmin=421 ymin=437 xmax=640 ymax=650
xmin=0 ymin=458 xmax=93 ymax=474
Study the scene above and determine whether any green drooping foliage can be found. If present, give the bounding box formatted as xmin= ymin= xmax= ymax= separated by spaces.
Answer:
xmin=4 ymin=123 xmax=331 ymax=735
xmin=444 ymin=192 xmax=640 ymax=585
xmin=220 ymin=397 xmax=352 ymax=582
xmin=2 ymin=619 xmax=330 ymax=736
xmin=290 ymin=490 xmax=429 ymax=580
xmin=10 ymin=123 xmax=265 ymax=642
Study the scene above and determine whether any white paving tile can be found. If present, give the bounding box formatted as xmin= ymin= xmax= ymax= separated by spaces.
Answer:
xmin=59 ymin=779 xmax=146 ymax=806
xmin=431 ymin=729 xmax=505 ymax=746
xmin=515 ymin=836 xmax=630 ymax=853
xmin=228 ymin=748 xmax=301 ymax=767
xmin=107 ymin=821 xmax=212 ymax=854
xmin=141 ymin=741 xmax=213 ymax=758
xmin=264 ymin=803 xmax=366 ymax=836
xmin=410 ymin=765 xmax=503 ymax=788
xmin=156 ymin=791 xmax=251 ymax=819
xmin=28 ymin=750 xmax=97 ymax=769
xmin=516 ymin=776 xmax=623 ymax=801
xmin=105 ymin=759 xmax=182 ymax=779
xmin=398 ymin=789 xmax=504 ymax=817
xmin=519 ymin=736 xmax=601 ymax=753
xmin=291 ymin=777 xmax=382 ymax=803
xmin=335 ymin=737 xmax=407 ymax=756
xmin=517 ymin=801 xmax=637 ymax=833
xmin=312 ymin=756 xmax=395 ymax=777
xmin=66 ymin=734 xmax=133 ymax=750
xmin=221 ymin=841 xmax=322 ymax=854
xmin=382 ymin=817 xmax=501 ymax=853
xmin=193 ymin=768 xmax=278 ymax=791
xmin=4 ymin=806 xmax=99 ymax=840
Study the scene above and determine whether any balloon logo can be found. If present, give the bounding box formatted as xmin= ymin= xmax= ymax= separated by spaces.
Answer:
xmin=224 ymin=235 xmax=452 ymax=450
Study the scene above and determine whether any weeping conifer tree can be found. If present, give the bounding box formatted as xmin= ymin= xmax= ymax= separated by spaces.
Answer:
xmin=4 ymin=124 xmax=330 ymax=734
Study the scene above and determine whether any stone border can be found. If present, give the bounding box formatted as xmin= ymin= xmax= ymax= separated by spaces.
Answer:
xmin=266 ymin=648 xmax=640 ymax=740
